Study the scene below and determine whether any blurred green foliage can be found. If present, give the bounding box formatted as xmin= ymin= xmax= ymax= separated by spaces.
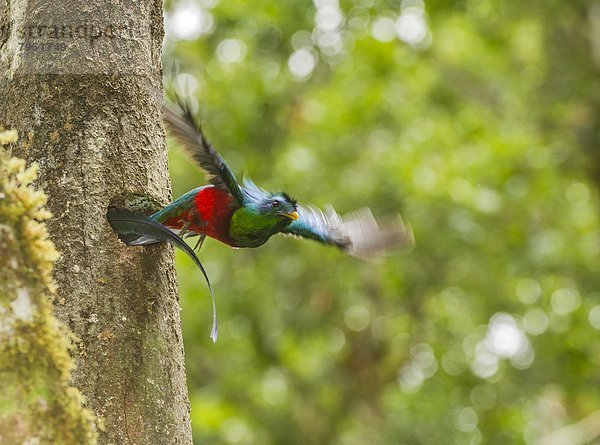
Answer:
xmin=163 ymin=0 xmax=600 ymax=443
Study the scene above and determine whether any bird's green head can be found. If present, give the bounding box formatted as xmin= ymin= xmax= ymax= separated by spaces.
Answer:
xmin=256 ymin=192 xmax=298 ymax=222
xmin=232 ymin=183 xmax=299 ymax=246
xmin=242 ymin=177 xmax=298 ymax=222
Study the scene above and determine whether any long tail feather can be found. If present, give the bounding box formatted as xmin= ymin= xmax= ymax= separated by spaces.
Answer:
xmin=107 ymin=209 xmax=218 ymax=342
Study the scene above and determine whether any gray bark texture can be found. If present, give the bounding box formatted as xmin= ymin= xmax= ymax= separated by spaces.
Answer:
xmin=0 ymin=1 xmax=193 ymax=444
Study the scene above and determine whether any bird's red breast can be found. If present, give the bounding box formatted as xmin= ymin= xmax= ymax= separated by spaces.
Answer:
xmin=163 ymin=186 xmax=237 ymax=245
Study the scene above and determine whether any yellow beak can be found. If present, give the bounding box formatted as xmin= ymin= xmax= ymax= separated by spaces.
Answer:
xmin=283 ymin=211 xmax=299 ymax=221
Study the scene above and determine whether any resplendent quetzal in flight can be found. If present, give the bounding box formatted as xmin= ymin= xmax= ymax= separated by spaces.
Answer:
xmin=109 ymin=98 xmax=413 ymax=342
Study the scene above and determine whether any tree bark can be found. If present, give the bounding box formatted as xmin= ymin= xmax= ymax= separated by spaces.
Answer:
xmin=0 ymin=1 xmax=193 ymax=443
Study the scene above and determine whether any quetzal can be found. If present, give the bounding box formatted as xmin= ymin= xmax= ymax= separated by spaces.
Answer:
xmin=109 ymin=99 xmax=413 ymax=341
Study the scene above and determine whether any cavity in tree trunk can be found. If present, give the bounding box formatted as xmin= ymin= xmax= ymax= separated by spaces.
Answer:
xmin=0 ymin=1 xmax=193 ymax=443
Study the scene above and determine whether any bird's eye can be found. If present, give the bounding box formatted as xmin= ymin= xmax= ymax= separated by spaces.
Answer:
xmin=272 ymin=200 xmax=280 ymax=208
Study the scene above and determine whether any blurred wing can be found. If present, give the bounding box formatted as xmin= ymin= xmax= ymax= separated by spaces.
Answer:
xmin=282 ymin=205 xmax=414 ymax=258
xmin=163 ymin=99 xmax=245 ymax=206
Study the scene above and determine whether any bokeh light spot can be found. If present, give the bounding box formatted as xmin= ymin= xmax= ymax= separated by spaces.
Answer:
xmin=565 ymin=181 xmax=590 ymax=207
xmin=371 ymin=17 xmax=397 ymax=42
xmin=344 ymin=305 xmax=370 ymax=331
xmin=455 ymin=407 xmax=478 ymax=432
xmin=516 ymin=278 xmax=542 ymax=304
xmin=486 ymin=313 xmax=528 ymax=358
xmin=588 ymin=305 xmax=600 ymax=329
xmin=551 ymin=288 xmax=581 ymax=315
xmin=217 ymin=39 xmax=248 ymax=64
xmin=315 ymin=5 xmax=343 ymax=31
xmin=395 ymin=10 xmax=428 ymax=46
xmin=470 ymin=385 xmax=497 ymax=410
xmin=523 ymin=308 xmax=548 ymax=335
xmin=260 ymin=368 xmax=289 ymax=405
xmin=165 ymin=1 xmax=214 ymax=40
xmin=398 ymin=364 xmax=425 ymax=393
xmin=288 ymin=48 xmax=318 ymax=80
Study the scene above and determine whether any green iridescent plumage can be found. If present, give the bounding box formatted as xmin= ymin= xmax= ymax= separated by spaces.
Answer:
xmin=229 ymin=205 xmax=291 ymax=248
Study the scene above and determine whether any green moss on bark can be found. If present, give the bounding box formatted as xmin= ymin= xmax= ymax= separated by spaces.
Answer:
xmin=0 ymin=132 xmax=97 ymax=444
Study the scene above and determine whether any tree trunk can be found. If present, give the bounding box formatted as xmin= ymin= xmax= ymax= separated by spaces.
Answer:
xmin=0 ymin=1 xmax=193 ymax=443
